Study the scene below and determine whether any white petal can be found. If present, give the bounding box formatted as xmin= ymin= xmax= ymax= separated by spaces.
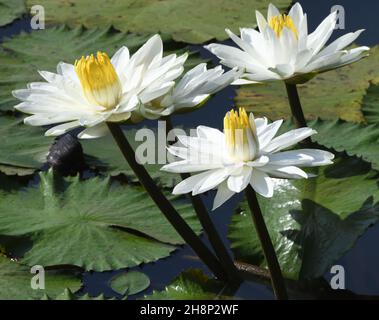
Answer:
xmin=130 ymin=34 xmax=163 ymax=67
xmin=268 ymin=150 xmax=314 ymax=166
xmin=255 ymin=117 xmax=268 ymax=134
xmin=272 ymin=149 xmax=334 ymax=167
xmin=225 ymin=29 xmax=264 ymax=64
xmin=263 ymin=127 xmax=316 ymax=153
xmin=256 ymin=10 xmax=268 ymax=32
xmin=118 ymin=94 xmax=140 ymax=112
xmin=258 ymin=119 xmax=283 ymax=149
xmin=294 ymin=49 xmax=314 ymax=70
xmin=197 ymin=126 xmax=224 ymax=142
xmin=194 ymin=168 xmax=230 ymax=194
xmin=227 ymin=166 xmax=252 ymax=193
xmin=44 ymin=121 xmax=80 ymax=136
xmin=261 ymin=165 xmax=309 ymax=179
xmin=111 ymin=46 xmax=130 ymax=80
xmin=79 ymin=113 xmax=109 ymax=127
xmin=57 ymin=62 xmax=79 ymax=84
xmin=317 ymin=29 xmax=365 ymax=58
xmin=24 ymin=113 xmax=79 ymax=126
xmin=212 ymin=182 xmax=236 ymax=210
xmin=307 ymin=11 xmax=337 ymax=55
xmin=167 ymin=146 xmax=190 ymax=160
xmin=288 ymin=2 xmax=304 ymax=28
xmin=232 ymin=78 xmax=258 ymax=85
xmin=250 ymin=169 xmax=274 ymax=198
xmin=246 ymin=155 xmax=270 ymax=167
xmin=161 ymin=160 xmax=222 ymax=173
xmin=269 ymin=64 xmax=294 ymax=78
xmin=320 ymin=46 xmax=369 ymax=72
xmin=242 ymin=70 xmax=280 ymax=82
xmin=78 ymin=124 xmax=109 ymax=139
xmin=205 ymin=43 xmax=265 ymax=73
xmin=302 ymin=51 xmax=344 ymax=73
xmin=107 ymin=111 xmax=132 ymax=122
xmin=267 ymin=3 xmax=280 ymax=20
xmin=139 ymin=81 xmax=174 ymax=104
xmin=172 ymin=171 xmax=213 ymax=194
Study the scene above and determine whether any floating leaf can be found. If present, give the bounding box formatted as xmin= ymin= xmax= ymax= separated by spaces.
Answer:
xmin=0 ymin=165 xmax=35 ymax=176
xmin=0 ymin=116 xmax=53 ymax=175
xmin=308 ymin=118 xmax=379 ymax=172
xmin=0 ymin=254 xmax=81 ymax=300
xmin=228 ymin=156 xmax=379 ymax=280
xmin=82 ymin=127 xmax=181 ymax=188
xmin=144 ymin=269 xmax=228 ymax=300
xmin=0 ymin=170 xmax=201 ymax=271
xmin=42 ymin=288 xmax=115 ymax=300
xmin=0 ymin=25 xmax=204 ymax=112
xmin=25 ymin=0 xmax=292 ymax=44
xmin=235 ymin=46 xmax=379 ymax=123
xmin=362 ymin=83 xmax=379 ymax=124
xmin=110 ymin=271 xmax=150 ymax=296
xmin=0 ymin=0 xmax=26 ymax=27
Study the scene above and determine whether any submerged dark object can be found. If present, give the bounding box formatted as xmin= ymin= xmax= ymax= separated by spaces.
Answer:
xmin=47 ymin=134 xmax=85 ymax=176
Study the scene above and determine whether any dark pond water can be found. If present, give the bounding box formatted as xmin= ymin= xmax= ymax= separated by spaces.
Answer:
xmin=1 ymin=0 xmax=379 ymax=299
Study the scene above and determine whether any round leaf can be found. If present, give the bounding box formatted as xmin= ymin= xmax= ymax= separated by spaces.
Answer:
xmin=0 ymin=0 xmax=26 ymax=27
xmin=0 ymin=116 xmax=53 ymax=175
xmin=110 ymin=271 xmax=150 ymax=296
xmin=228 ymin=156 xmax=379 ymax=280
xmin=25 ymin=0 xmax=292 ymax=44
xmin=0 ymin=254 xmax=81 ymax=300
xmin=362 ymin=83 xmax=379 ymax=124
xmin=144 ymin=269 xmax=227 ymax=300
xmin=0 ymin=170 xmax=201 ymax=271
xmin=43 ymin=288 xmax=114 ymax=300
xmin=309 ymin=118 xmax=379 ymax=172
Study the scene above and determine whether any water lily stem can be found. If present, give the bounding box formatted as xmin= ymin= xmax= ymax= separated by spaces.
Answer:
xmin=165 ymin=116 xmax=240 ymax=282
xmin=245 ymin=185 xmax=288 ymax=300
xmin=285 ymin=83 xmax=307 ymax=128
xmin=106 ymin=122 xmax=227 ymax=281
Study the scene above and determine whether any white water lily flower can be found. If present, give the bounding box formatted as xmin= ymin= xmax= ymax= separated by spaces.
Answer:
xmin=162 ymin=108 xmax=334 ymax=210
xmin=205 ymin=2 xmax=369 ymax=84
xmin=13 ymin=34 xmax=188 ymax=139
xmin=136 ymin=63 xmax=241 ymax=120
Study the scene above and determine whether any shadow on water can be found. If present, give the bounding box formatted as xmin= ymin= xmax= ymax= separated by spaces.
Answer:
xmin=1 ymin=0 xmax=379 ymax=299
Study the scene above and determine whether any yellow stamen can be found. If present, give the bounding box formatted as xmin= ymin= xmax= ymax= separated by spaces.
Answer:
xmin=223 ymin=107 xmax=259 ymax=161
xmin=268 ymin=14 xmax=298 ymax=39
xmin=75 ymin=52 xmax=122 ymax=109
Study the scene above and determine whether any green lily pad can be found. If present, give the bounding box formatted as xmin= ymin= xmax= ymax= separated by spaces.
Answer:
xmin=144 ymin=269 xmax=228 ymax=300
xmin=362 ymin=83 xmax=379 ymax=124
xmin=110 ymin=271 xmax=150 ymax=296
xmin=0 ymin=254 xmax=81 ymax=300
xmin=0 ymin=170 xmax=201 ymax=271
xmin=235 ymin=46 xmax=379 ymax=123
xmin=0 ymin=25 xmax=204 ymax=112
xmin=82 ymin=126 xmax=181 ymax=188
xmin=42 ymin=288 xmax=115 ymax=300
xmin=0 ymin=0 xmax=26 ymax=27
xmin=0 ymin=116 xmax=54 ymax=175
xmin=228 ymin=156 xmax=379 ymax=280
xmin=25 ymin=0 xmax=292 ymax=44
xmin=308 ymin=118 xmax=379 ymax=172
